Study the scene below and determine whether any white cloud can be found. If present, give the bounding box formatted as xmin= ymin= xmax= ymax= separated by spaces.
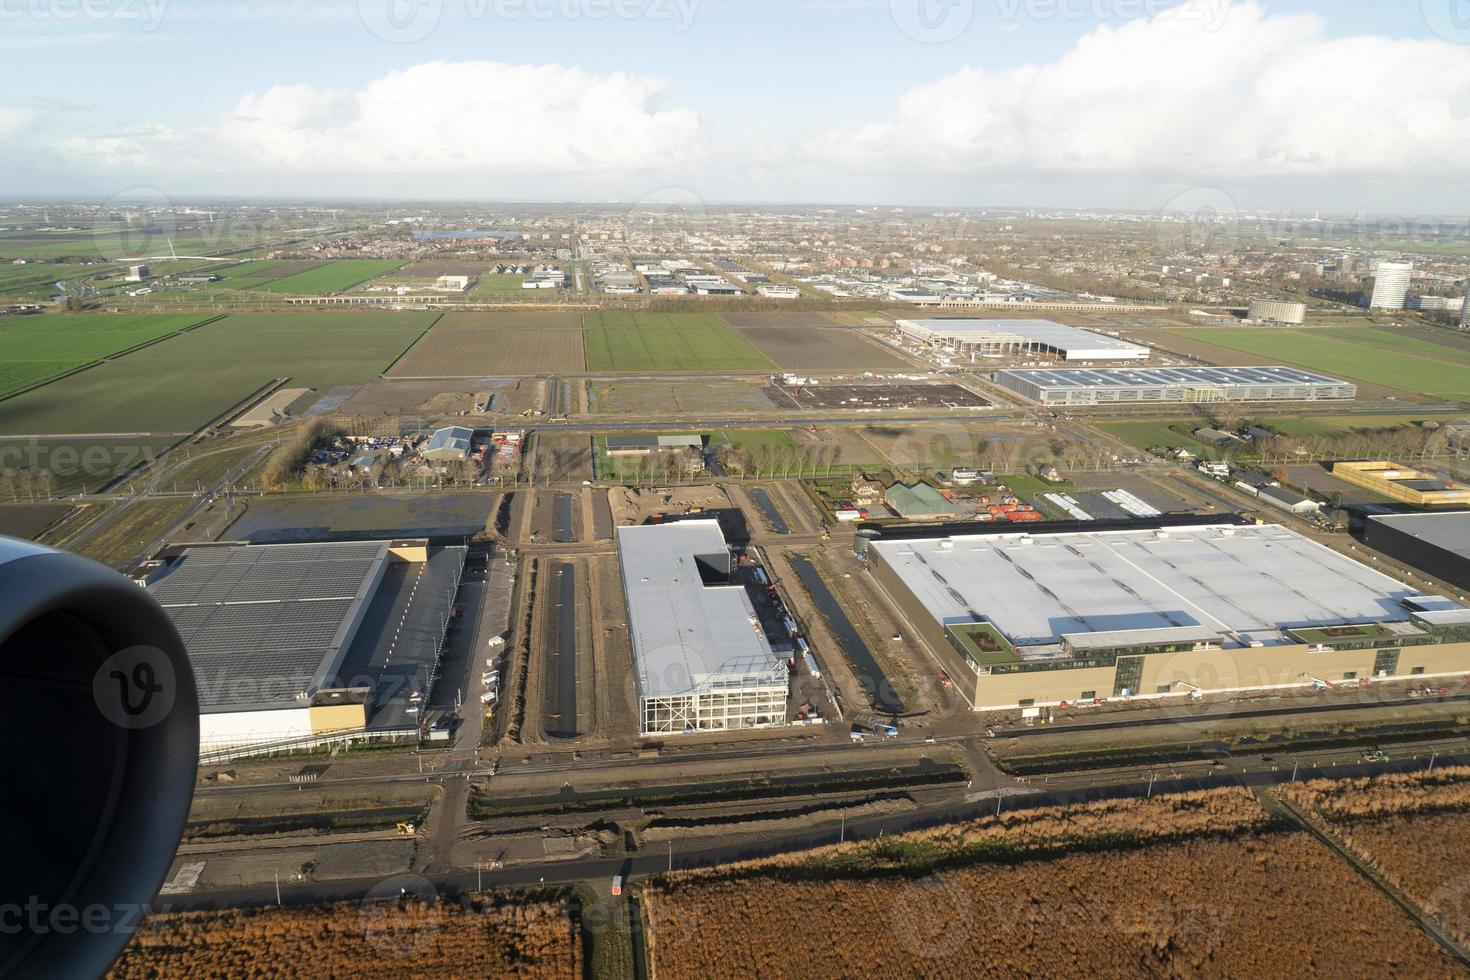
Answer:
xmin=814 ymin=0 xmax=1470 ymax=183
xmin=57 ymin=60 xmax=702 ymax=178
xmin=0 ymin=107 xmax=36 ymax=136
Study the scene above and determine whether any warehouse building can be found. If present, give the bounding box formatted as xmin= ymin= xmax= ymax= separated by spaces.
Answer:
xmin=617 ymin=520 xmax=789 ymax=735
xmin=885 ymin=483 xmax=959 ymax=520
xmin=1333 ymin=461 xmax=1470 ymax=507
xmin=142 ymin=540 xmax=437 ymax=753
xmin=861 ymin=520 xmax=1470 ymax=711
xmin=1364 ymin=512 xmax=1470 ymax=593
xmin=423 ymin=425 xmax=474 ymax=463
xmin=895 ymin=318 xmax=1149 ymax=362
xmin=1246 ymin=299 xmax=1306 ymax=324
xmin=993 ymin=365 xmax=1356 ymax=406
xmin=605 ymin=434 xmax=704 ymax=456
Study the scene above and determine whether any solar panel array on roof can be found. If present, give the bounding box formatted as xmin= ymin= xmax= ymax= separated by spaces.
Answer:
xmin=147 ymin=541 xmax=390 ymax=710
xmin=993 ymin=365 xmax=1356 ymax=404
xmin=999 ymin=366 xmax=1349 ymax=389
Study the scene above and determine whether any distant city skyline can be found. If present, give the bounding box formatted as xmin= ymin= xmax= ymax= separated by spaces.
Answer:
xmin=3 ymin=0 xmax=1470 ymax=212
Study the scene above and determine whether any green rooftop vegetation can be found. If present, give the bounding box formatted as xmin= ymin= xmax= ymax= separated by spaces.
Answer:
xmin=947 ymin=622 xmax=1021 ymax=666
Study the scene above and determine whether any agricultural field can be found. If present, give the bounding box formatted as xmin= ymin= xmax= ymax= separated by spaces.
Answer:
xmin=590 ymin=379 xmax=777 ymax=415
xmin=0 ymin=502 xmax=73 ymax=539
xmin=0 ymin=261 xmax=96 ymax=299
xmin=390 ymin=260 xmax=490 ymax=279
xmin=1259 ymin=414 xmax=1435 ymax=438
xmin=389 ymin=312 xmax=585 ymax=376
xmin=236 ymin=260 xmax=404 ymax=294
xmin=644 ymin=787 xmax=1464 ymax=978
xmin=0 ymin=312 xmax=434 ymax=437
xmin=222 ymin=492 xmax=497 ymax=543
xmin=71 ymin=498 xmax=195 ymax=568
xmin=582 ymin=312 xmax=774 ymax=372
xmin=0 ymin=313 xmax=216 ymax=397
xmin=1284 ymin=767 xmax=1470 ymax=946
xmin=723 ymin=318 xmax=913 ymax=371
xmin=0 ymin=226 xmax=273 ymax=260
xmin=475 ymin=273 xmax=527 ymax=293
xmin=109 ymin=895 xmax=579 ymax=979
xmin=1170 ymin=327 xmax=1470 ymax=403
xmin=0 ymin=436 xmax=177 ymax=493
xmin=208 ymin=260 xmax=288 ymax=281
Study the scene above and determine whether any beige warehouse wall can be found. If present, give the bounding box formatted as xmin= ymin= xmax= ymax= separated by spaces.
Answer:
xmin=974 ymin=641 xmax=1470 ymax=709
xmin=309 ymin=703 xmax=368 ymax=734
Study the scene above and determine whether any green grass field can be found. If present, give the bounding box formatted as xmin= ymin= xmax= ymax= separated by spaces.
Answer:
xmin=238 ymin=260 xmax=404 ymax=295
xmin=0 ymin=312 xmax=435 ymax=436
xmin=584 ymin=312 xmax=729 ymax=330
xmin=0 ymin=262 xmax=99 ymax=298
xmin=1175 ymin=328 xmax=1470 ymax=402
xmin=208 ymin=260 xmax=287 ymax=281
xmin=1257 ymin=414 xmax=1431 ymax=438
xmin=1098 ymin=421 xmax=1226 ymax=459
xmin=0 ymin=313 xmax=215 ymax=398
xmin=716 ymin=429 xmax=797 ymax=454
xmin=474 ymin=274 xmax=525 ymax=293
xmin=583 ymin=312 xmax=774 ymax=372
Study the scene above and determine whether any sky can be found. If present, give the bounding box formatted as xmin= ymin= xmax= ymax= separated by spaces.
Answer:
xmin=3 ymin=0 xmax=1469 ymax=213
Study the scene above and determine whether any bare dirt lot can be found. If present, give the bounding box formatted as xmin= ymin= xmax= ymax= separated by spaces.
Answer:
xmin=590 ymin=379 xmax=777 ymax=415
xmin=732 ymin=325 xmax=914 ymax=371
xmin=721 ymin=313 xmax=841 ymax=329
xmin=388 ymin=313 xmax=586 ymax=376
xmin=339 ymin=377 xmax=545 ymax=418
xmin=389 ymin=260 xmax=492 ymax=279
xmin=527 ymin=431 xmax=592 ymax=483
xmin=771 ymin=381 xmax=989 ymax=410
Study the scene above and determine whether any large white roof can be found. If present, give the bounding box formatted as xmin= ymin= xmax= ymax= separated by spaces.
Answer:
xmin=897 ymin=318 xmax=1149 ymax=360
xmin=617 ymin=521 xmax=786 ymax=698
xmin=870 ymin=524 xmax=1420 ymax=649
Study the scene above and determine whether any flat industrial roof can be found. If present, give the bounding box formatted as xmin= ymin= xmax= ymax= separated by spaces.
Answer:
xmin=897 ymin=318 xmax=1148 ymax=357
xmin=617 ymin=520 xmax=787 ymax=699
xmin=869 ymin=524 xmax=1421 ymax=650
xmin=997 ymin=365 xmax=1352 ymax=390
xmin=147 ymin=541 xmax=389 ymax=711
xmin=1369 ymin=512 xmax=1470 ymax=559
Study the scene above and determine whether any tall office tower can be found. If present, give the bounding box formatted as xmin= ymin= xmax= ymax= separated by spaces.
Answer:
xmin=1369 ymin=261 xmax=1412 ymax=310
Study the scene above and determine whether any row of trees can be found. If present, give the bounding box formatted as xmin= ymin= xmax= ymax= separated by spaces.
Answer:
xmin=0 ymin=467 xmax=58 ymax=502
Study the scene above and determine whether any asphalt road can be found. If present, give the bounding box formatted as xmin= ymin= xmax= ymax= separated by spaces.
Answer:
xmin=161 ymin=746 xmax=1470 ymax=914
